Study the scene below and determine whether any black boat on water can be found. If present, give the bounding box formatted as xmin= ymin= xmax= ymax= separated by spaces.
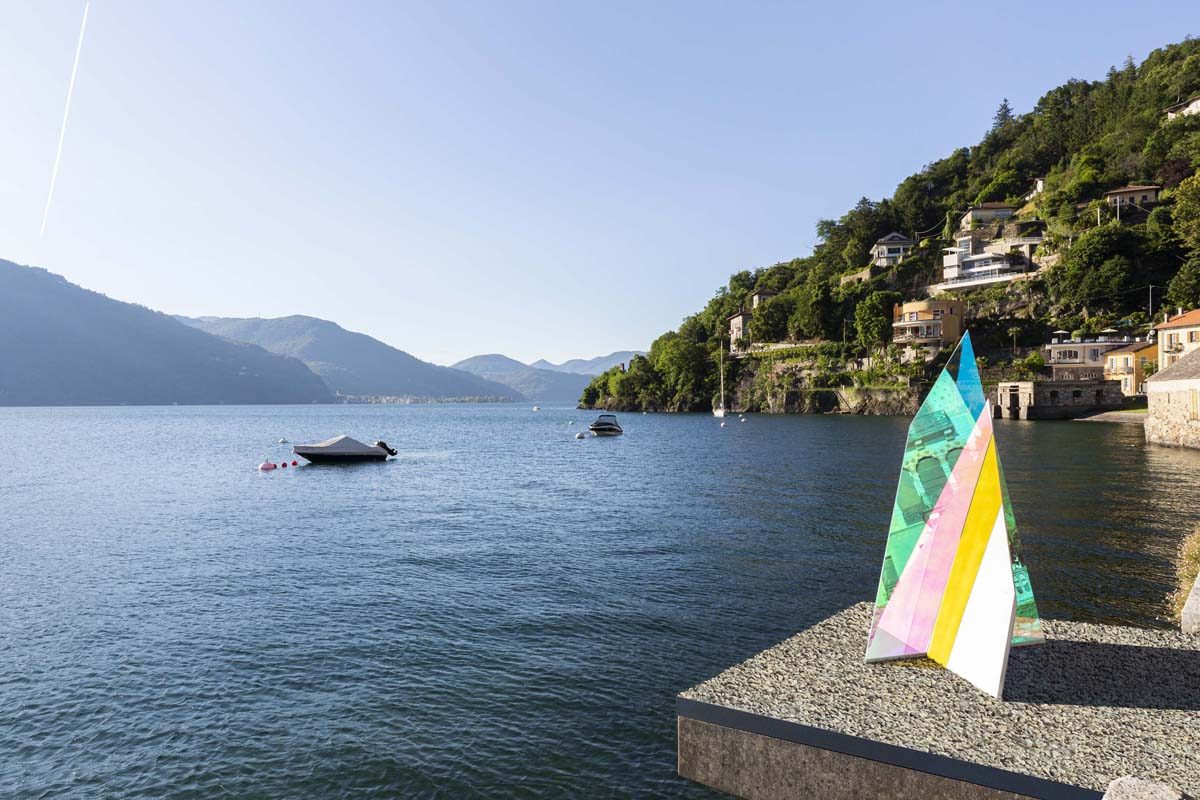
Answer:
xmin=588 ymin=414 xmax=623 ymax=436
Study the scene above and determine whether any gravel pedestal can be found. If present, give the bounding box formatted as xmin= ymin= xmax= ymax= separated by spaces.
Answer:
xmin=679 ymin=603 xmax=1200 ymax=799
xmin=1183 ymin=575 xmax=1200 ymax=635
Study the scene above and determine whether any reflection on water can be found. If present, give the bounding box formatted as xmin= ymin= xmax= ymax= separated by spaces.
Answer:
xmin=0 ymin=406 xmax=1197 ymax=797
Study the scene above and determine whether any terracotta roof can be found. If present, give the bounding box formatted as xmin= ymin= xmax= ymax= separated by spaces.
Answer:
xmin=1102 ymin=185 xmax=1161 ymax=195
xmin=1147 ymin=347 xmax=1200 ymax=383
xmin=1102 ymin=341 xmax=1156 ymax=356
xmin=1154 ymin=309 xmax=1200 ymax=330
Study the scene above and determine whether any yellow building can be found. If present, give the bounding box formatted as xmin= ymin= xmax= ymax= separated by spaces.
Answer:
xmin=892 ymin=299 xmax=964 ymax=361
xmin=1155 ymin=308 xmax=1200 ymax=371
xmin=1102 ymin=340 xmax=1156 ymax=396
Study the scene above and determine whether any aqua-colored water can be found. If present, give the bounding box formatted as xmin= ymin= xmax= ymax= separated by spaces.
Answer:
xmin=3 ymin=405 xmax=1199 ymax=797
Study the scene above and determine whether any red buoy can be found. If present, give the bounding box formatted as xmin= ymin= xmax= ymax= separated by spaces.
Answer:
xmin=291 ymin=460 xmax=298 ymax=466
xmin=281 ymin=462 xmax=288 ymax=468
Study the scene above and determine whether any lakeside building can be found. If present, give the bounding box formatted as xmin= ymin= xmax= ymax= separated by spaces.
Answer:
xmin=995 ymin=378 xmax=1124 ymax=420
xmin=1155 ymin=308 xmax=1200 ymax=370
xmin=1103 ymin=340 xmax=1158 ymax=396
xmin=728 ymin=308 xmax=751 ymax=352
xmin=1043 ymin=335 xmax=1133 ymax=380
xmin=1145 ymin=348 xmax=1200 ymax=449
xmin=728 ymin=289 xmax=779 ymax=353
xmin=1165 ymin=94 xmax=1200 ymax=119
xmin=891 ymin=299 xmax=963 ymax=363
xmin=870 ymin=232 xmax=916 ymax=268
xmin=1103 ymin=184 xmax=1161 ymax=208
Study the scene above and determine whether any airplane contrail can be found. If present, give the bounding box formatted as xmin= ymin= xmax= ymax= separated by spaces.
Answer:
xmin=40 ymin=1 xmax=90 ymax=237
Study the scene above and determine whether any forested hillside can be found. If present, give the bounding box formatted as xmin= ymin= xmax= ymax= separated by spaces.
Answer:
xmin=583 ymin=38 xmax=1200 ymax=412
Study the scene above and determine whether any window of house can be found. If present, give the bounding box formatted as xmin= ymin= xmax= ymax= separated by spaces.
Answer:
xmin=1124 ymin=357 xmax=1131 ymax=367
xmin=908 ymin=312 xmax=917 ymax=321
xmin=1089 ymin=348 xmax=1100 ymax=360
xmin=932 ymin=309 xmax=944 ymax=318
xmin=1057 ymin=349 xmax=1079 ymax=361
xmin=1190 ymin=331 xmax=1199 ymax=343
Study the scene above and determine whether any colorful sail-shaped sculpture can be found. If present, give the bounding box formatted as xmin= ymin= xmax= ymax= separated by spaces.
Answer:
xmin=865 ymin=332 xmax=1042 ymax=699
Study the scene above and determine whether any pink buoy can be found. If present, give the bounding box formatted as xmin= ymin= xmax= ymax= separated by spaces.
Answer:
xmin=259 ymin=461 xmax=277 ymax=471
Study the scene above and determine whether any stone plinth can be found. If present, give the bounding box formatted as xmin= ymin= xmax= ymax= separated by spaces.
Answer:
xmin=678 ymin=603 xmax=1200 ymax=800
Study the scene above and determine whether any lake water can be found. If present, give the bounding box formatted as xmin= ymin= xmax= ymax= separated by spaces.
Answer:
xmin=3 ymin=404 xmax=1199 ymax=798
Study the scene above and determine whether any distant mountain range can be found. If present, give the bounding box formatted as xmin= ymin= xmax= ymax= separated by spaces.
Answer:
xmin=451 ymin=354 xmax=591 ymax=403
xmin=530 ymin=351 xmax=643 ymax=376
xmin=179 ymin=316 xmax=523 ymax=401
xmin=0 ymin=257 xmax=640 ymax=407
xmin=0 ymin=260 xmax=332 ymax=406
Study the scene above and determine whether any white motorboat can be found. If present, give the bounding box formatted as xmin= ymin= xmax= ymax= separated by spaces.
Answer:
xmin=293 ymin=435 xmax=397 ymax=464
xmin=588 ymin=414 xmax=623 ymax=436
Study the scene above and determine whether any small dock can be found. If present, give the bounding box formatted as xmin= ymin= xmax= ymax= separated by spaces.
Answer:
xmin=678 ymin=603 xmax=1200 ymax=799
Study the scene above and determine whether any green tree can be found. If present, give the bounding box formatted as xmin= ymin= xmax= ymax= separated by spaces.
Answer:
xmin=1175 ymin=173 xmax=1200 ymax=252
xmin=748 ymin=293 xmax=796 ymax=342
xmin=1167 ymin=257 xmax=1200 ymax=310
xmin=854 ymin=291 xmax=902 ymax=350
xmin=992 ymin=98 xmax=1014 ymax=132
xmin=787 ymin=281 xmax=831 ymax=340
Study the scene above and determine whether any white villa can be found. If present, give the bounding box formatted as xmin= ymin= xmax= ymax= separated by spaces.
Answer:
xmin=870 ymin=233 xmax=917 ymax=268
xmin=1166 ymin=95 xmax=1200 ymax=120
xmin=936 ymin=230 xmax=1042 ymax=291
xmin=958 ymin=203 xmax=1016 ymax=231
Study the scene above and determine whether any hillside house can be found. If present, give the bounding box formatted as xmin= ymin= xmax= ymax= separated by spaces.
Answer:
xmin=1103 ymin=185 xmax=1160 ymax=207
xmin=728 ymin=290 xmax=782 ymax=354
xmin=728 ymin=309 xmax=752 ymax=353
xmin=870 ymin=233 xmax=916 ymax=268
xmin=938 ymin=229 xmax=1041 ymax=290
xmin=958 ymin=203 xmax=1016 ymax=231
xmin=1155 ymin=309 xmax=1200 ymax=370
xmin=1103 ymin=340 xmax=1157 ymax=396
xmin=1023 ymin=178 xmax=1045 ymax=202
xmin=748 ymin=289 xmax=776 ymax=309
xmin=1145 ymin=348 xmax=1200 ymax=449
xmin=1165 ymin=95 xmax=1200 ymax=120
xmin=892 ymin=299 xmax=963 ymax=362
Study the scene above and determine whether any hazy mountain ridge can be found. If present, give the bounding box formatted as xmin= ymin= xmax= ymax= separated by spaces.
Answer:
xmin=181 ymin=315 xmax=524 ymax=401
xmin=529 ymin=351 xmax=644 ymax=376
xmin=0 ymin=260 xmax=333 ymax=406
xmin=450 ymin=354 xmax=592 ymax=402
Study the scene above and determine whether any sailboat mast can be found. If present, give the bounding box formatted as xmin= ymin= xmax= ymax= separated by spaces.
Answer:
xmin=719 ymin=347 xmax=725 ymax=404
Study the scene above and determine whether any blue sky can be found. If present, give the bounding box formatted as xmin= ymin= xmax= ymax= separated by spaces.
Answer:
xmin=0 ymin=2 xmax=1194 ymax=364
